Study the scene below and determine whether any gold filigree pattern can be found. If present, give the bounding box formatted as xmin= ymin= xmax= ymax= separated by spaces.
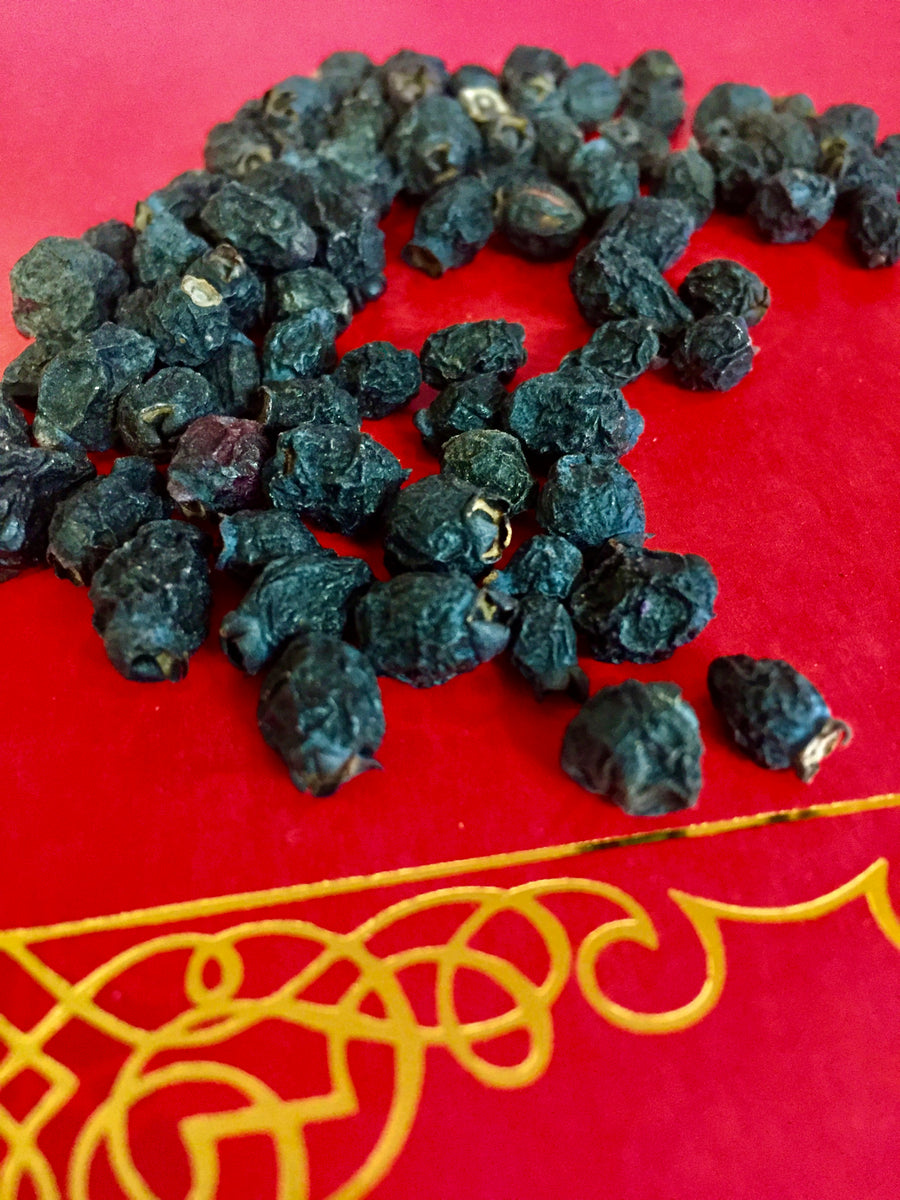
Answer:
xmin=1 ymin=794 xmax=899 ymax=1198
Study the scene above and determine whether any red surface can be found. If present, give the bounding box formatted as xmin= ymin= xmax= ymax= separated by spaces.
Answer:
xmin=2 ymin=4 xmax=900 ymax=1198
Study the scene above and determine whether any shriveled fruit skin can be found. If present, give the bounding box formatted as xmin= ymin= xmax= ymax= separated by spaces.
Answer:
xmin=216 ymin=510 xmax=321 ymax=577
xmin=420 ymin=320 xmax=526 ymax=389
xmin=561 ymin=679 xmax=703 ymax=815
xmin=414 ymin=374 xmax=506 ymax=454
xmin=89 ymin=520 xmax=211 ymax=682
xmin=489 ymin=534 xmax=582 ymax=599
xmin=677 ymin=259 xmax=770 ymax=325
xmin=383 ymin=474 xmax=510 ymax=576
xmin=670 ymin=315 xmax=755 ymax=392
xmin=333 ymin=342 xmax=422 ymax=419
xmin=440 ymin=429 xmax=534 ymax=515
xmin=167 ymin=416 xmax=271 ymax=517
xmin=537 ymin=455 xmax=646 ymax=550
xmin=10 ymin=236 xmax=128 ymax=338
xmin=510 ymin=594 xmax=589 ymax=700
xmin=258 ymin=632 xmax=385 ymax=796
xmin=570 ymin=239 xmax=692 ymax=336
xmin=708 ymin=655 xmax=852 ymax=781
xmin=0 ymin=447 xmax=96 ymax=581
xmin=356 ymin=571 xmax=514 ymax=687
xmin=559 ymin=319 xmax=660 ymax=387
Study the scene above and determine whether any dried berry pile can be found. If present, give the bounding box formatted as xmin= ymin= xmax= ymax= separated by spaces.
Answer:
xmin=3 ymin=46 xmax=878 ymax=810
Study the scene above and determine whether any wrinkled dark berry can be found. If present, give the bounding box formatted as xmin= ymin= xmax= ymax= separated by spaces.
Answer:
xmin=186 ymin=244 xmax=265 ymax=331
xmin=413 ymin=373 xmax=506 ymax=453
xmin=0 ymin=447 xmax=95 ymax=581
xmin=200 ymin=181 xmax=317 ymax=271
xmin=654 ymin=149 xmax=716 ymax=227
xmin=559 ymin=319 xmax=660 ymax=387
xmin=403 ymin=176 xmax=495 ymax=276
xmin=147 ymin=275 xmax=233 ymax=367
xmin=330 ymin=74 xmax=395 ymax=144
xmin=565 ymin=140 xmax=640 ymax=219
xmin=773 ymin=93 xmax=816 ymax=120
xmin=620 ymin=49 xmax=685 ymax=136
xmin=83 ymin=219 xmax=136 ymax=275
xmin=819 ymin=141 xmax=896 ymax=212
xmin=167 ymin=415 xmax=270 ymax=516
xmin=569 ymin=541 xmax=718 ymax=663
xmin=203 ymin=105 xmax=279 ymax=179
xmin=692 ymin=83 xmax=772 ymax=140
xmin=265 ymin=424 xmax=408 ymax=535
xmin=598 ymin=117 xmax=670 ymax=180
xmin=531 ymin=103 xmax=583 ymax=178
xmin=257 ymin=377 xmax=359 ymax=431
xmin=440 ymin=429 xmax=534 ymax=514
xmin=480 ymin=108 xmax=538 ymax=168
xmin=499 ymin=177 xmax=585 ymax=260
xmin=137 ymin=169 xmax=223 ymax=226
xmin=489 ymin=534 xmax=582 ymax=599
xmin=195 ymin=330 xmax=260 ymax=413
xmin=318 ymin=50 xmax=375 ymax=102
xmin=558 ymin=63 xmax=620 ymax=132
xmin=34 ymin=323 xmax=157 ymax=452
xmin=749 ymin=169 xmax=836 ymax=243
xmin=678 ymin=259 xmax=771 ymax=326
xmin=875 ymin=133 xmax=900 ymax=189
xmin=1 ymin=337 xmax=69 ymax=412
xmin=269 ymin=267 xmax=352 ymax=332
xmin=221 ymin=550 xmax=373 ymax=673
xmin=333 ymin=342 xmax=422 ymax=420
xmin=500 ymin=45 xmax=567 ymax=112
xmin=356 ymin=571 xmax=513 ymax=687
xmin=216 ymin=509 xmax=321 ymax=577
xmin=708 ymin=654 xmax=852 ymax=781
xmin=562 ymin=679 xmax=703 ymax=815
xmin=47 ymin=456 xmax=171 ymax=585
xmin=596 ymin=196 xmax=695 ymax=271
xmin=814 ymin=103 xmax=878 ymax=150
xmin=258 ymin=632 xmax=385 ymax=795
xmin=132 ymin=210 xmax=209 ymax=286
xmin=502 ymin=367 xmax=643 ymax=463
xmin=420 ymin=320 xmax=527 ymax=389
xmin=846 ymin=186 xmax=900 ymax=268
xmin=700 ymin=133 xmax=767 ymax=212
xmin=450 ymin=64 xmax=500 ymax=96
xmin=736 ymin=110 xmax=819 ymax=174
xmin=380 ymin=50 xmax=449 ymax=112
xmin=670 ymin=315 xmax=755 ymax=391
xmin=261 ymin=310 xmax=338 ymax=383
xmin=386 ymin=96 xmax=481 ymax=198
xmin=510 ymin=594 xmax=588 ymax=700
xmin=537 ymin=455 xmax=645 ymax=549
xmin=89 ymin=519 xmax=211 ymax=681
xmin=10 ymin=237 xmax=127 ymax=339
xmin=116 ymin=367 xmax=217 ymax=458
xmin=114 ymin=286 xmax=156 ymax=340
xmin=570 ymin=239 xmax=692 ymax=336
xmin=262 ymin=76 xmax=331 ymax=149
xmin=384 ymin=474 xmax=510 ymax=575
xmin=0 ymin=394 xmax=29 ymax=452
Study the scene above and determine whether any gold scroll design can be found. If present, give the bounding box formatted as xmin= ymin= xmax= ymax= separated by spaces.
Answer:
xmin=2 ymin=859 xmax=900 ymax=1200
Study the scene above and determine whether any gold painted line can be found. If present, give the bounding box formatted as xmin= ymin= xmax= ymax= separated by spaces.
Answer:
xmin=6 ymin=793 xmax=900 ymax=943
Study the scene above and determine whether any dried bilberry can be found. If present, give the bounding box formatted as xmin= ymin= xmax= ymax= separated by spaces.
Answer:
xmin=502 ymin=368 xmax=643 ymax=463
xmin=413 ymin=373 xmax=506 ymax=453
xmin=258 ymin=632 xmax=385 ymax=795
xmin=678 ymin=259 xmax=770 ymax=326
xmin=216 ymin=509 xmax=321 ymax=577
xmin=654 ymin=149 xmax=716 ymax=227
xmin=846 ymin=186 xmax=900 ymax=268
xmin=89 ymin=519 xmax=211 ymax=681
xmin=131 ymin=210 xmax=209 ymax=286
xmin=700 ymin=133 xmax=767 ymax=213
xmin=510 ymin=594 xmax=588 ymax=700
xmin=220 ymin=550 xmax=373 ymax=673
xmin=257 ymin=377 xmax=359 ymax=432
xmin=356 ymin=571 xmax=513 ymax=687
xmin=2 ymin=337 xmax=70 ymax=412
xmin=0 ymin=394 xmax=29 ymax=452
xmin=200 ymin=181 xmax=317 ymax=271
xmin=386 ymin=96 xmax=481 ymax=198
xmin=537 ymin=455 xmax=645 ymax=549
xmin=595 ymin=196 xmax=695 ymax=272
xmin=558 ymin=63 xmax=620 ymax=132
xmin=876 ymin=134 xmax=900 ymax=189
xmin=185 ymin=244 xmax=265 ymax=331
xmin=499 ymin=177 xmax=586 ymax=260
xmin=565 ymin=140 xmax=640 ymax=219
xmin=569 ymin=541 xmax=718 ymax=663
xmin=570 ymin=239 xmax=692 ymax=337
xmin=0 ymin=447 xmax=95 ymax=581
xmin=195 ymin=330 xmax=260 ymax=413
xmin=203 ymin=105 xmax=279 ymax=179
xmin=137 ymin=169 xmax=223 ymax=226
xmin=116 ymin=367 xmax=217 ymax=459
xmin=262 ymin=76 xmax=331 ymax=150
xmin=488 ymin=534 xmax=582 ymax=599
xmin=265 ymin=424 xmax=408 ymax=535
xmin=773 ymin=93 xmax=816 ymax=121
xmin=708 ymin=655 xmax=852 ymax=781
xmin=380 ymin=50 xmax=449 ymax=112
xmin=384 ymin=474 xmax=511 ymax=575
xmin=620 ymin=49 xmax=685 ymax=137
xmin=147 ymin=275 xmax=233 ymax=367
xmin=47 ymin=456 xmax=171 ymax=585
xmin=501 ymin=45 xmax=567 ymax=113
xmin=333 ymin=342 xmax=422 ymax=420
xmin=531 ymin=103 xmax=583 ymax=179
xmin=819 ymin=140 xmax=897 ymax=213
xmin=269 ymin=267 xmax=352 ymax=332
xmin=749 ymin=169 xmax=836 ymax=243
xmin=167 ymin=415 xmax=270 ymax=517
xmin=261 ymin=310 xmax=338 ymax=383
xmin=559 ymin=319 xmax=660 ymax=387
xmin=692 ymin=83 xmax=772 ymax=141
xmin=420 ymin=320 xmax=527 ymax=390
xmin=34 ymin=323 xmax=157 ymax=452
xmin=83 ymin=220 xmax=136 ymax=276
xmin=440 ymin=429 xmax=534 ymax=515
xmin=598 ymin=117 xmax=670 ymax=180
xmin=318 ymin=50 xmax=375 ymax=102
xmin=403 ymin=176 xmax=495 ymax=277
xmin=735 ymin=110 xmax=819 ymax=174
xmin=670 ymin=315 xmax=755 ymax=391
xmin=814 ymin=103 xmax=878 ymax=151
xmin=562 ymin=679 xmax=703 ymax=815
xmin=10 ymin=237 xmax=127 ymax=339
xmin=450 ymin=64 xmax=500 ymax=96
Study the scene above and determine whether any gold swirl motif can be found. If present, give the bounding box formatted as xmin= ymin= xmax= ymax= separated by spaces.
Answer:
xmin=1 ymin=795 xmax=899 ymax=1199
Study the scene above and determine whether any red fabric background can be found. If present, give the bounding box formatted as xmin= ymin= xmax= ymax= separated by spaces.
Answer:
xmin=0 ymin=0 xmax=898 ymax=923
